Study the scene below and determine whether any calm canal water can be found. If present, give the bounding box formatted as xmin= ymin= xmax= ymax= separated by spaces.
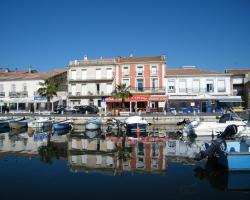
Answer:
xmin=0 ymin=130 xmax=250 ymax=200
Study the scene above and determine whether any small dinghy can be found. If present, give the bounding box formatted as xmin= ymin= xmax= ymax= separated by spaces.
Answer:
xmin=85 ymin=118 xmax=102 ymax=131
xmin=0 ymin=116 xmax=25 ymax=130
xmin=125 ymin=116 xmax=149 ymax=137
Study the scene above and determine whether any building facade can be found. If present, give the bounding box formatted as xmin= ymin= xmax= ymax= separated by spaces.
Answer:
xmin=67 ymin=56 xmax=117 ymax=108
xmin=106 ymin=55 xmax=167 ymax=112
xmin=225 ymin=69 xmax=250 ymax=109
xmin=165 ymin=66 xmax=240 ymax=113
xmin=0 ymin=69 xmax=67 ymax=112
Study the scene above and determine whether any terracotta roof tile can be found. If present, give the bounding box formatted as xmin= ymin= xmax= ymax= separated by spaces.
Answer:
xmin=117 ymin=56 xmax=165 ymax=63
xmin=165 ymin=68 xmax=225 ymax=76
xmin=0 ymin=69 xmax=66 ymax=81
xmin=225 ymin=69 xmax=250 ymax=75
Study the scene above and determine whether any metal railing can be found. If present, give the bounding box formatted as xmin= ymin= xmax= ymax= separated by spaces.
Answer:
xmin=167 ymin=87 xmax=227 ymax=94
xmin=68 ymin=91 xmax=110 ymax=97
xmin=130 ymin=87 xmax=165 ymax=93
xmin=9 ymin=91 xmax=28 ymax=98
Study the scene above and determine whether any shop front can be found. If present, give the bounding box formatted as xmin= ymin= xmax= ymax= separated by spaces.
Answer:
xmin=105 ymin=95 xmax=168 ymax=113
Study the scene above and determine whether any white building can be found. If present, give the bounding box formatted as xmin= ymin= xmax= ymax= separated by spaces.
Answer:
xmin=165 ymin=66 xmax=241 ymax=112
xmin=0 ymin=69 xmax=67 ymax=112
xmin=67 ymin=56 xmax=117 ymax=108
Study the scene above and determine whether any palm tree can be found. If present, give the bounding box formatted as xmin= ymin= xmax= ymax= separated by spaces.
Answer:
xmin=111 ymin=83 xmax=132 ymax=110
xmin=37 ymin=78 xmax=58 ymax=111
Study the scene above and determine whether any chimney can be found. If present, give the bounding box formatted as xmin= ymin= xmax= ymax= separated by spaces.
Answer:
xmin=161 ymin=54 xmax=166 ymax=61
xmin=28 ymin=66 xmax=32 ymax=73
xmin=129 ymin=52 xmax=133 ymax=58
xmin=84 ymin=55 xmax=88 ymax=61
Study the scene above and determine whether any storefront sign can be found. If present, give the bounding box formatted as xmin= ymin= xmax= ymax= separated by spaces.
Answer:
xmin=149 ymin=95 xmax=168 ymax=101
xmin=34 ymin=96 xmax=48 ymax=101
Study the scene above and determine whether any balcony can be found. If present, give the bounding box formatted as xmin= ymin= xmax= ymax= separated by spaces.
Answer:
xmin=68 ymin=91 xmax=110 ymax=98
xmin=0 ymin=92 xmax=5 ymax=97
xmin=9 ymin=91 xmax=28 ymax=98
xmin=68 ymin=77 xmax=113 ymax=83
xmin=130 ymin=87 xmax=165 ymax=94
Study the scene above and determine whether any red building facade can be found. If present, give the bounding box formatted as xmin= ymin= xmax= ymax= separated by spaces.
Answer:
xmin=106 ymin=55 xmax=167 ymax=112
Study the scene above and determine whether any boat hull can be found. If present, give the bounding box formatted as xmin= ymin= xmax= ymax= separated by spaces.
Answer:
xmin=85 ymin=129 xmax=102 ymax=139
xmin=53 ymin=123 xmax=71 ymax=130
xmin=85 ymin=119 xmax=102 ymax=131
xmin=126 ymin=123 xmax=147 ymax=137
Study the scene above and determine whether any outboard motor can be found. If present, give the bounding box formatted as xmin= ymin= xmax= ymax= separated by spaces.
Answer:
xmin=195 ymin=125 xmax=237 ymax=161
xmin=217 ymin=124 xmax=238 ymax=139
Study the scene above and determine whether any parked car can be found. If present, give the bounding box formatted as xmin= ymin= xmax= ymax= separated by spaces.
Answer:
xmin=54 ymin=105 xmax=77 ymax=114
xmin=73 ymin=105 xmax=99 ymax=114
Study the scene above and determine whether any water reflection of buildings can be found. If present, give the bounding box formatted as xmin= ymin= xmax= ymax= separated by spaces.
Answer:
xmin=0 ymin=132 xmax=47 ymax=155
xmin=68 ymin=135 xmax=166 ymax=174
xmin=68 ymin=135 xmax=118 ymax=173
xmin=119 ymin=141 xmax=166 ymax=174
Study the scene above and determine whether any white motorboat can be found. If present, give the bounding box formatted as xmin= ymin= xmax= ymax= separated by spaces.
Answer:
xmin=125 ymin=116 xmax=149 ymax=137
xmin=28 ymin=117 xmax=53 ymax=130
xmin=182 ymin=113 xmax=250 ymax=137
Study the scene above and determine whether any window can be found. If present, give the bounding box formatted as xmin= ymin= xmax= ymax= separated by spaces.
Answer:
xmin=98 ymin=100 xmax=102 ymax=107
xmin=71 ymin=70 xmax=76 ymax=80
xmin=11 ymin=84 xmax=16 ymax=92
xmin=0 ymin=84 xmax=3 ymax=92
xmin=137 ymin=79 xmax=144 ymax=91
xmin=122 ymin=66 xmax=129 ymax=76
xmin=107 ymin=68 xmax=113 ymax=79
xmin=81 ymin=69 xmax=87 ymax=80
xmin=106 ymin=83 xmax=113 ymax=94
xmin=206 ymin=80 xmax=214 ymax=92
xmin=179 ymin=80 xmax=187 ymax=93
xmin=136 ymin=66 xmax=143 ymax=76
xmin=122 ymin=79 xmax=130 ymax=87
xmin=152 ymin=78 xmax=158 ymax=91
xmin=96 ymin=69 xmax=101 ymax=79
xmin=81 ymin=84 xmax=86 ymax=95
xmin=151 ymin=65 xmax=158 ymax=75
xmin=168 ymin=80 xmax=175 ymax=92
xmin=96 ymin=83 xmax=100 ymax=94
xmin=71 ymin=85 xmax=76 ymax=95
xmin=218 ymin=80 xmax=226 ymax=92
xmin=23 ymin=83 xmax=27 ymax=91
xmin=192 ymin=79 xmax=200 ymax=93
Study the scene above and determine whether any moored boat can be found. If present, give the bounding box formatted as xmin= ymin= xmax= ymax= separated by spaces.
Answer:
xmin=182 ymin=113 xmax=250 ymax=137
xmin=53 ymin=120 xmax=72 ymax=130
xmin=28 ymin=117 xmax=53 ymax=130
xmin=85 ymin=129 xmax=102 ymax=139
xmin=125 ymin=116 xmax=149 ymax=137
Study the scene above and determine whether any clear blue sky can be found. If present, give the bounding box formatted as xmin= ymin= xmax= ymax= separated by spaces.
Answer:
xmin=0 ymin=0 xmax=249 ymax=72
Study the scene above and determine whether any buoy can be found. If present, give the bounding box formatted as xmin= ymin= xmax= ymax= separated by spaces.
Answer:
xmin=136 ymin=126 xmax=140 ymax=138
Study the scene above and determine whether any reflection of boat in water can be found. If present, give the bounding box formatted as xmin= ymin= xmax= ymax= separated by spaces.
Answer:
xmin=85 ymin=118 xmax=102 ymax=131
xmin=194 ymin=159 xmax=250 ymax=191
xmin=125 ymin=116 xmax=149 ymax=137
xmin=182 ymin=113 xmax=250 ymax=137
xmin=9 ymin=120 xmax=28 ymax=130
xmin=85 ymin=129 xmax=102 ymax=139
xmin=52 ymin=128 xmax=69 ymax=136
xmin=53 ymin=120 xmax=72 ymax=130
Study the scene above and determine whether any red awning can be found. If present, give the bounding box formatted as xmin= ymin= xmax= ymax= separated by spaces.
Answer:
xmin=127 ymin=96 xmax=149 ymax=101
